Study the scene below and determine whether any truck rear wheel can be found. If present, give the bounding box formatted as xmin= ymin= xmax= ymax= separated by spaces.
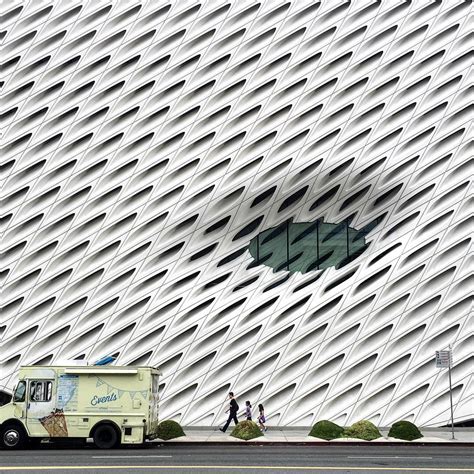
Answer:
xmin=93 ymin=424 xmax=119 ymax=449
xmin=1 ymin=424 xmax=27 ymax=450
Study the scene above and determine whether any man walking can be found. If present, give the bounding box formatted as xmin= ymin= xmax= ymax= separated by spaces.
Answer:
xmin=220 ymin=392 xmax=239 ymax=433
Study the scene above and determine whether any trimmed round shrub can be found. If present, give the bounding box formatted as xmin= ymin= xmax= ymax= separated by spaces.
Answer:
xmin=309 ymin=420 xmax=344 ymax=440
xmin=388 ymin=420 xmax=422 ymax=441
xmin=230 ymin=420 xmax=263 ymax=441
xmin=343 ymin=420 xmax=381 ymax=441
xmin=156 ymin=420 xmax=185 ymax=440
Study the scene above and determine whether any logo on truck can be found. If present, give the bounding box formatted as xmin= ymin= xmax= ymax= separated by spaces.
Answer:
xmin=90 ymin=392 xmax=118 ymax=406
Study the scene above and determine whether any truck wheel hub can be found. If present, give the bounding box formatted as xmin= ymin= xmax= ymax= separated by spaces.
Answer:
xmin=4 ymin=430 xmax=19 ymax=446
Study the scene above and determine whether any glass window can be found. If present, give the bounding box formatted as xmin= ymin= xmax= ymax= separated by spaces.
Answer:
xmin=13 ymin=381 xmax=26 ymax=402
xmin=249 ymin=219 xmax=373 ymax=273
xmin=30 ymin=381 xmax=52 ymax=402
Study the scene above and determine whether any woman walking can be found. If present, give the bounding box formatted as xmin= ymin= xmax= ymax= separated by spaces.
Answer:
xmin=257 ymin=403 xmax=267 ymax=431
xmin=244 ymin=401 xmax=252 ymax=420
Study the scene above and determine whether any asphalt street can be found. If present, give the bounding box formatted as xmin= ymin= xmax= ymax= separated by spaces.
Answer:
xmin=0 ymin=444 xmax=473 ymax=474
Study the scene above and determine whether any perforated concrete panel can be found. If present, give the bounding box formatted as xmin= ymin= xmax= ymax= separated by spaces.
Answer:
xmin=1 ymin=1 xmax=472 ymax=427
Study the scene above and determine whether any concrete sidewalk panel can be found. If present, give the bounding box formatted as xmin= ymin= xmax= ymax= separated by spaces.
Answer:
xmin=153 ymin=427 xmax=474 ymax=446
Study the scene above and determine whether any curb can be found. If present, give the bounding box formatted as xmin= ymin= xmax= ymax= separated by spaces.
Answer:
xmin=156 ymin=441 xmax=474 ymax=447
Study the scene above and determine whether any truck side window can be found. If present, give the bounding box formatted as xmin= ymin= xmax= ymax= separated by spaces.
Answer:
xmin=13 ymin=381 xmax=26 ymax=402
xmin=30 ymin=381 xmax=52 ymax=402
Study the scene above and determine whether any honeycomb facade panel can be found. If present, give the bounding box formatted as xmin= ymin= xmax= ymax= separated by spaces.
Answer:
xmin=1 ymin=1 xmax=472 ymax=427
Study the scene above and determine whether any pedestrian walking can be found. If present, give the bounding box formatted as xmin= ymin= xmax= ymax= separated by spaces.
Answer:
xmin=245 ymin=400 xmax=252 ymax=421
xmin=257 ymin=403 xmax=267 ymax=431
xmin=220 ymin=392 xmax=239 ymax=433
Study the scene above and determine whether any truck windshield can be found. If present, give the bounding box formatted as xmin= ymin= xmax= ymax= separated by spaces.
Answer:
xmin=13 ymin=381 xmax=26 ymax=402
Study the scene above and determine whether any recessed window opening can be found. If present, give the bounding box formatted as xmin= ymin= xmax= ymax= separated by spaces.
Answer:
xmin=249 ymin=218 xmax=372 ymax=273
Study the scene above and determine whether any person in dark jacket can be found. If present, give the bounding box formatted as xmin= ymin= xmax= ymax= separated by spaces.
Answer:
xmin=220 ymin=392 xmax=239 ymax=432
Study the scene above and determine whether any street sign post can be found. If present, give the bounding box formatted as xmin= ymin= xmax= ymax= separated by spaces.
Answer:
xmin=435 ymin=347 xmax=455 ymax=440
xmin=435 ymin=350 xmax=451 ymax=368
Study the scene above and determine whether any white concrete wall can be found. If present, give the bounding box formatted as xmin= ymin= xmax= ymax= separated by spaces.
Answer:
xmin=1 ymin=0 xmax=472 ymax=427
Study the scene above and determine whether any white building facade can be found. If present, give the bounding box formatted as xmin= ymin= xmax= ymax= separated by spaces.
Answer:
xmin=1 ymin=1 xmax=472 ymax=427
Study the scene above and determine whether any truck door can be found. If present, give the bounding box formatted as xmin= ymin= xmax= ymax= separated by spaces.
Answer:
xmin=26 ymin=380 xmax=56 ymax=437
xmin=11 ymin=380 xmax=27 ymax=421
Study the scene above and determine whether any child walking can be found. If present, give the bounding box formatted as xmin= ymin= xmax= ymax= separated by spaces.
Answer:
xmin=257 ymin=403 xmax=267 ymax=431
xmin=245 ymin=400 xmax=252 ymax=420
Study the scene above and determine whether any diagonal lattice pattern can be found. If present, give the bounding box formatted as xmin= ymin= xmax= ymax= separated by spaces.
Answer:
xmin=1 ymin=1 xmax=472 ymax=427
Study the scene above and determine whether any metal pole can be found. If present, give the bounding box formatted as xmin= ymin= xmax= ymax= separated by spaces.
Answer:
xmin=448 ymin=344 xmax=455 ymax=440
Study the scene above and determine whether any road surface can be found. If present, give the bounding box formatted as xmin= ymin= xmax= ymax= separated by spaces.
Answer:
xmin=0 ymin=444 xmax=473 ymax=473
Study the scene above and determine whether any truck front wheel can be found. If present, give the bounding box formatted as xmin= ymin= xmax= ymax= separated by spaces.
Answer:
xmin=92 ymin=424 xmax=119 ymax=449
xmin=1 ymin=424 xmax=27 ymax=449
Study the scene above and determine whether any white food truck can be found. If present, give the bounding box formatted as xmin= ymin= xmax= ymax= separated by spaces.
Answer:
xmin=0 ymin=365 xmax=161 ymax=449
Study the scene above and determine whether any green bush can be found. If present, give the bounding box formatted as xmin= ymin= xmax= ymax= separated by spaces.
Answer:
xmin=156 ymin=420 xmax=185 ymax=440
xmin=309 ymin=420 xmax=344 ymax=440
xmin=388 ymin=420 xmax=422 ymax=441
xmin=230 ymin=421 xmax=263 ymax=441
xmin=343 ymin=420 xmax=381 ymax=441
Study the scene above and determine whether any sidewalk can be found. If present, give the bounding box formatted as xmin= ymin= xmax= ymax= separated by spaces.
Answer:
xmin=153 ymin=427 xmax=474 ymax=445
